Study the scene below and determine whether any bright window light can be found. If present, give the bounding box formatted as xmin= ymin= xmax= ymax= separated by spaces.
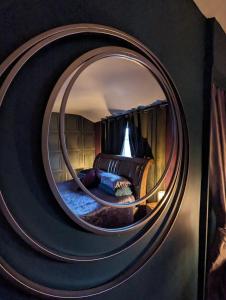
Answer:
xmin=121 ymin=124 xmax=132 ymax=157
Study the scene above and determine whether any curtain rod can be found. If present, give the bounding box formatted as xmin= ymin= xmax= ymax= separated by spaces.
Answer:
xmin=101 ymin=100 xmax=168 ymax=121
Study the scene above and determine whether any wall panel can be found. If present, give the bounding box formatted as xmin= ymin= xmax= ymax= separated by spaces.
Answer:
xmin=49 ymin=113 xmax=95 ymax=181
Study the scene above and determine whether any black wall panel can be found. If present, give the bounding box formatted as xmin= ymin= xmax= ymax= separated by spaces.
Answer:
xmin=0 ymin=1 xmax=207 ymax=299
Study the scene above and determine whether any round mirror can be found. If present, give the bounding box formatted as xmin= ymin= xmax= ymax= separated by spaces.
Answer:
xmin=1 ymin=24 xmax=189 ymax=298
xmin=44 ymin=48 xmax=177 ymax=233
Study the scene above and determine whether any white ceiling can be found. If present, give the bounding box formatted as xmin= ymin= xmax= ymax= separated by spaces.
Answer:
xmin=53 ymin=1 xmax=226 ymax=122
xmin=194 ymin=0 xmax=226 ymax=33
xmin=53 ymin=57 xmax=166 ymax=122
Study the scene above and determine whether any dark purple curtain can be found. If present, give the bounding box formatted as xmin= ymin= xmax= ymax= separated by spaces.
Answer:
xmin=207 ymin=84 xmax=226 ymax=300
xmin=101 ymin=116 xmax=127 ymax=155
xmin=128 ymin=109 xmax=153 ymax=158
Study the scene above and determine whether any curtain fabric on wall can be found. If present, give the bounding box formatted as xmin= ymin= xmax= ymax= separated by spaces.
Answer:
xmin=207 ymin=84 xmax=226 ymax=300
xmin=127 ymin=103 xmax=167 ymax=196
xmin=101 ymin=103 xmax=168 ymax=198
xmin=101 ymin=116 xmax=127 ymax=155
xmin=127 ymin=109 xmax=153 ymax=158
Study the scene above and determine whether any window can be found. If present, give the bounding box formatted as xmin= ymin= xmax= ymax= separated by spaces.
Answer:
xmin=121 ymin=124 xmax=132 ymax=157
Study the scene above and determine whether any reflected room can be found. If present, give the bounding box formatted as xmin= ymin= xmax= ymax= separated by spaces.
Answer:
xmin=48 ymin=56 xmax=174 ymax=229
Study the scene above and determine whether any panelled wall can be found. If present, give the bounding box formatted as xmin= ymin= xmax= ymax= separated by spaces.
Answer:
xmin=49 ymin=113 xmax=95 ymax=182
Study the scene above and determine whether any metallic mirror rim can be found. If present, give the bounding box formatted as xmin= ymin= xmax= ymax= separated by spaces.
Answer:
xmin=47 ymin=47 xmax=179 ymax=234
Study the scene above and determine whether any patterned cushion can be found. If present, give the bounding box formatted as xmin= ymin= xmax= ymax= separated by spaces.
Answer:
xmin=97 ymin=170 xmax=131 ymax=190
xmin=99 ymin=183 xmax=133 ymax=197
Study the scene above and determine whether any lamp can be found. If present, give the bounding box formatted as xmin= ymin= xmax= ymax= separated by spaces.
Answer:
xmin=157 ymin=190 xmax=165 ymax=201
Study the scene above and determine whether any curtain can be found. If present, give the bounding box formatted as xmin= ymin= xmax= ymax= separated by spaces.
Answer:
xmin=207 ymin=84 xmax=226 ymax=300
xmin=128 ymin=104 xmax=167 ymax=196
xmin=127 ymin=109 xmax=153 ymax=158
xmin=101 ymin=116 xmax=127 ymax=155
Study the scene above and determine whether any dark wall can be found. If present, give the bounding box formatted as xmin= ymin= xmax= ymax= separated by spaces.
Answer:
xmin=0 ymin=1 xmax=207 ymax=300
xmin=49 ymin=113 xmax=95 ymax=182
xmin=213 ymin=21 xmax=226 ymax=88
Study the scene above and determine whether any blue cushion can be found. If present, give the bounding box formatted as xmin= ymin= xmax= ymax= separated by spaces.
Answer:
xmin=98 ymin=170 xmax=131 ymax=190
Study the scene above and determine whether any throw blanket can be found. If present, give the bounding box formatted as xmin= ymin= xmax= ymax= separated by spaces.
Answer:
xmin=57 ymin=180 xmax=136 ymax=228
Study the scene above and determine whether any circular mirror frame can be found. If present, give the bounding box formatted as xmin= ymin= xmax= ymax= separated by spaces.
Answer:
xmin=0 ymin=24 xmax=189 ymax=298
xmin=43 ymin=46 xmax=180 ymax=234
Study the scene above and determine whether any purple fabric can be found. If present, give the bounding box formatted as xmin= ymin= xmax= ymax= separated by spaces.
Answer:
xmin=57 ymin=180 xmax=136 ymax=228
xmin=207 ymin=85 xmax=226 ymax=300
xmin=80 ymin=169 xmax=100 ymax=189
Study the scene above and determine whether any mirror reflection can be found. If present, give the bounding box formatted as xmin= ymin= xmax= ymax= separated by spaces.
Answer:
xmin=49 ymin=56 xmax=173 ymax=229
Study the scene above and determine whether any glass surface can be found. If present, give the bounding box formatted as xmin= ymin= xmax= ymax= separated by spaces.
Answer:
xmin=48 ymin=56 xmax=173 ymax=229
